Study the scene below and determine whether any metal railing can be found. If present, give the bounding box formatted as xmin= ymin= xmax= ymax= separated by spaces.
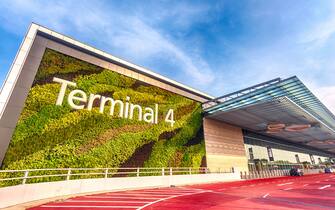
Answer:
xmin=241 ymin=169 xmax=290 ymax=179
xmin=0 ymin=167 xmax=233 ymax=187
xmin=241 ymin=163 xmax=329 ymax=179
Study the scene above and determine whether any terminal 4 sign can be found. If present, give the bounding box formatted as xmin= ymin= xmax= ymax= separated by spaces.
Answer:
xmin=53 ymin=77 xmax=175 ymax=127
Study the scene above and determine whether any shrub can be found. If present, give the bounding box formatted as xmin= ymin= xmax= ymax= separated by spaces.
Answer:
xmin=2 ymin=48 xmax=206 ymax=174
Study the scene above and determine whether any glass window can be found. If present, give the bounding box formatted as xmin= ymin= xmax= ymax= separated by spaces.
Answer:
xmin=248 ymin=147 xmax=254 ymax=160
xmin=295 ymin=154 xmax=300 ymax=163
xmin=267 ymin=147 xmax=274 ymax=161
xmin=318 ymin=157 xmax=322 ymax=164
xmin=309 ymin=154 xmax=315 ymax=165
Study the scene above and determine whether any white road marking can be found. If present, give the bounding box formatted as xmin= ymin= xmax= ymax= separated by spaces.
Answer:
xmin=249 ymin=185 xmax=255 ymax=187
xmin=283 ymin=188 xmax=293 ymax=191
xmin=303 ymin=184 xmax=309 ymax=187
xmin=144 ymin=190 xmax=193 ymax=193
xmin=319 ymin=185 xmax=331 ymax=190
xmin=137 ymin=190 xmax=209 ymax=210
xmin=84 ymin=196 xmax=158 ymax=200
xmin=277 ymin=182 xmax=293 ymax=186
xmin=141 ymin=190 xmax=201 ymax=193
xmin=262 ymin=193 xmax=270 ymax=198
xmin=105 ymin=193 xmax=174 ymax=197
xmin=325 ymin=179 xmax=329 ymax=181
xmin=41 ymin=205 xmax=140 ymax=208
xmin=177 ymin=187 xmax=205 ymax=191
xmin=123 ymin=192 xmax=185 ymax=195
xmin=316 ymin=181 xmax=320 ymax=183
xmin=66 ymin=200 xmax=149 ymax=203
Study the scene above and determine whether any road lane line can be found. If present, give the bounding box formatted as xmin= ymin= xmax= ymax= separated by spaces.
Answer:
xmin=262 ymin=193 xmax=270 ymax=198
xmin=303 ymin=184 xmax=309 ymax=187
xmin=141 ymin=190 xmax=201 ymax=193
xmin=41 ymin=205 xmax=140 ymax=208
xmin=140 ymin=190 xmax=199 ymax=193
xmin=319 ymin=185 xmax=331 ymax=190
xmin=126 ymin=191 xmax=186 ymax=195
xmin=277 ymin=182 xmax=293 ymax=186
xmin=137 ymin=190 xmax=209 ymax=210
xmin=84 ymin=196 xmax=158 ymax=200
xmin=66 ymin=200 xmax=149 ymax=203
xmin=106 ymin=193 xmax=175 ymax=197
xmin=283 ymin=188 xmax=292 ymax=191
xmin=315 ymin=181 xmax=320 ymax=183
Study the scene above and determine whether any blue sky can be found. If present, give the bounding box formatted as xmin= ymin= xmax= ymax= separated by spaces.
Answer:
xmin=0 ymin=0 xmax=335 ymax=112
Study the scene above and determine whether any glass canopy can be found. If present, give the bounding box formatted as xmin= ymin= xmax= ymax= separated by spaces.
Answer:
xmin=203 ymin=76 xmax=335 ymax=155
xmin=203 ymin=76 xmax=335 ymax=132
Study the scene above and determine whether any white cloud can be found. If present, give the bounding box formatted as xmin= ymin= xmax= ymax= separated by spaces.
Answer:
xmin=313 ymin=86 xmax=335 ymax=114
xmin=0 ymin=0 xmax=214 ymax=86
xmin=299 ymin=2 xmax=335 ymax=48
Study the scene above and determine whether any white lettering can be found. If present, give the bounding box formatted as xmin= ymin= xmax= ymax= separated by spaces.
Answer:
xmin=68 ymin=89 xmax=87 ymax=110
xmin=53 ymin=77 xmax=76 ymax=105
xmin=100 ymin=96 xmax=124 ymax=117
xmin=165 ymin=109 xmax=175 ymax=127
xmin=87 ymin=94 xmax=101 ymax=111
xmin=143 ymin=107 xmax=154 ymax=123
xmin=130 ymin=104 xmax=142 ymax=120
xmin=53 ymin=77 xmax=175 ymax=126
xmin=124 ymin=96 xmax=130 ymax=118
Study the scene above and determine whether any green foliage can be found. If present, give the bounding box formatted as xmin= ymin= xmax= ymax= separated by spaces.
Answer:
xmin=36 ymin=49 xmax=103 ymax=80
xmin=75 ymin=70 xmax=135 ymax=91
xmin=12 ymin=105 xmax=71 ymax=144
xmin=20 ymin=84 xmax=64 ymax=121
xmin=180 ymin=142 xmax=206 ymax=167
xmin=2 ymin=48 xmax=205 ymax=175
xmin=113 ymin=89 xmax=165 ymax=105
xmin=143 ymin=106 xmax=203 ymax=168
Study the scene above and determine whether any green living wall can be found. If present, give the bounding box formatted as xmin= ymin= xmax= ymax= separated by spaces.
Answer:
xmin=2 ymin=49 xmax=206 ymax=170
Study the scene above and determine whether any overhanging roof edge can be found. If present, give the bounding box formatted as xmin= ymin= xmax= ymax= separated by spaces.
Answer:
xmin=203 ymin=76 xmax=335 ymax=131
xmin=32 ymin=23 xmax=215 ymax=101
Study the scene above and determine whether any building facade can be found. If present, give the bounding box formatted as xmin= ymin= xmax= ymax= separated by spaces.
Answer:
xmin=0 ymin=24 xmax=334 ymax=172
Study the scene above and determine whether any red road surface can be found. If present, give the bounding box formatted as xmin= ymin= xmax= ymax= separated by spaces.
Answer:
xmin=28 ymin=173 xmax=335 ymax=210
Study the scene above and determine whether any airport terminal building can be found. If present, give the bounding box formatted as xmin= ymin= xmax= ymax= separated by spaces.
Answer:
xmin=0 ymin=23 xmax=334 ymax=172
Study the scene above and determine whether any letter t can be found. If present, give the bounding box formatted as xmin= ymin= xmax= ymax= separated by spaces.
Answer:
xmin=53 ymin=77 xmax=77 ymax=105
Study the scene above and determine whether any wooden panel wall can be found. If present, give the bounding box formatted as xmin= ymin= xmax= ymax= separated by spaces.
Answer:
xmin=203 ymin=118 xmax=248 ymax=172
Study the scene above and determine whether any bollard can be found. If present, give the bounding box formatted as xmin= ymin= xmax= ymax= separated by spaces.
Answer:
xmin=162 ymin=168 xmax=165 ymax=176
